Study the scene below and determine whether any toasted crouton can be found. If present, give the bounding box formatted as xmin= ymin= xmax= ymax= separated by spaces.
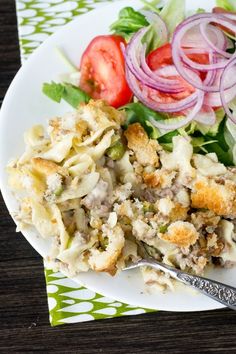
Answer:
xmin=85 ymin=99 xmax=126 ymax=125
xmin=88 ymin=225 xmax=125 ymax=275
xmin=124 ymin=123 xmax=159 ymax=167
xmin=143 ymin=170 xmax=161 ymax=187
xmin=169 ymin=203 xmax=189 ymax=222
xmin=78 ymin=99 xmax=122 ymax=131
xmin=191 ymin=177 xmax=236 ymax=216
xmin=143 ymin=169 xmax=176 ymax=188
xmin=160 ymin=221 xmax=199 ymax=247
xmin=31 ymin=157 xmax=68 ymax=177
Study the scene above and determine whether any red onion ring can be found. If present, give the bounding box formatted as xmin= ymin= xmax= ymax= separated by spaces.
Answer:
xmin=194 ymin=105 xmax=216 ymax=125
xmin=204 ymin=65 xmax=236 ymax=106
xmin=172 ymin=13 xmax=236 ymax=92
xmin=125 ymin=66 xmax=199 ymax=113
xmin=149 ymin=91 xmax=204 ymax=130
xmin=202 ymin=51 xmax=217 ymax=86
xmin=220 ymin=56 xmax=236 ymax=124
xmin=126 ymin=28 xmax=184 ymax=93
xmin=123 ymin=11 xmax=236 ymax=128
xmin=182 ymin=23 xmax=227 ymax=51
xmin=141 ymin=10 xmax=168 ymax=45
xmin=181 ymin=53 xmax=228 ymax=71
xmin=199 ymin=23 xmax=231 ymax=58
xmin=218 ymin=13 xmax=236 ymax=21
xmin=178 ymin=12 xmax=236 ymax=32
xmin=139 ymin=43 xmax=186 ymax=92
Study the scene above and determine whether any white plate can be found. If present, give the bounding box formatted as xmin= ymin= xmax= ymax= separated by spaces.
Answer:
xmin=1 ymin=0 xmax=235 ymax=312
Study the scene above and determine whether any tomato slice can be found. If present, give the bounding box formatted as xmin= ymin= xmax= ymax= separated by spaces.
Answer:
xmin=146 ymin=44 xmax=195 ymax=103
xmin=79 ymin=35 xmax=133 ymax=108
xmin=146 ymin=43 xmax=173 ymax=68
xmin=146 ymin=43 xmax=209 ymax=106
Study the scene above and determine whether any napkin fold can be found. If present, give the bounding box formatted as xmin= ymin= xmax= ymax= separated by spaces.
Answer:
xmin=15 ymin=0 xmax=157 ymax=325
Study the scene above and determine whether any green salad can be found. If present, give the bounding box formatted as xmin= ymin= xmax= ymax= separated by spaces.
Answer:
xmin=43 ymin=0 xmax=236 ymax=166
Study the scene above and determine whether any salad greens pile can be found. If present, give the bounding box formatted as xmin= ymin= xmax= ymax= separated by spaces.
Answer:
xmin=42 ymin=0 xmax=236 ymax=166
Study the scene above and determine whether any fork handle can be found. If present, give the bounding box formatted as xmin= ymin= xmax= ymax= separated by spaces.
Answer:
xmin=176 ymin=272 xmax=236 ymax=310
xmin=139 ymin=259 xmax=236 ymax=310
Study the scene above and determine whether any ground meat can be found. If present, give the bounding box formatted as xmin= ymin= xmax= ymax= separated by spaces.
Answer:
xmin=155 ymin=188 xmax=174 ymax=200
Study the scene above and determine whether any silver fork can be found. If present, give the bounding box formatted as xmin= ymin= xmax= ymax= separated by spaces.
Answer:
xmin=124 ymin=243 xmax=236 ymax=310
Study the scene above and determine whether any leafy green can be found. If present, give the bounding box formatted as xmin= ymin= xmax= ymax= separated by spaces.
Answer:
xmin=189 ymin=108 xmax=225 ymax=137
xmin=110 ymin=5 xmax=167 ymax=50
xmin=110 ymin=1 xmax=185 ymax=50
xmin=203 ymin=141 xmax=232 ymax=165
xmin=62 ymin=84 xmax=90 ymax=108
xmin=155 ymin=109 xmax=232 ymax=163
xmin=224 ymin=101 xmax=236 ymax=165
xmin=122 ymin=102 xmax=163 ymax=138
xmin=142 ymin=24 xmax=165 ymax=53
xmin=196 ymin=8 xmax=205 ymax=13
xmin=122 ymin=102 xmax=233 ymax=165
xmin=224 ymin=122 xmax=236 ymax=163
xmin=158 ymin=129 xmax=179 ymax=144
xmin=110 ymin=7 xmax=148 ymax=40
xmin=226 ymin=38 xmax=236 ymax=53
xmin=141 ymin=0 xmax=162 ymax=13
xmin=216 ymin=0 xmax=236 ymax=11
xmin=159 ymin=0 xmax=185 ymax=35
xmin=203 ymin=119 xmax=233 ymax=166
xmin=43 ymin=82 xmax=90 ymax=108
xmin=43 ymin=82 xmax=65 ymax=103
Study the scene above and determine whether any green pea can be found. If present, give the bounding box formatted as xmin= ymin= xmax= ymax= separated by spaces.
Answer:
xmin=143 ymin=201 xmax=155 ymax=213
xmin=159 ymin=224 xmax=168 ymax=233
xmin=66 ymin=236 xmax=73 ymax=249
xmin=106 ymin=140 xmax=125 ymax=160
xmin=99 ymin=236 xmax=109 ymax=251
xmin=54 ymin=186 xmax=64 ymax=197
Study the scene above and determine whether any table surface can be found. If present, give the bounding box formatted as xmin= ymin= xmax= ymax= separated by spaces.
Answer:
xmin=1 ymin=1 xmax=236 ymax=353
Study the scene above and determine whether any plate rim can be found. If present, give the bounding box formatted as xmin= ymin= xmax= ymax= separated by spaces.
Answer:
xmin=0 ymin=0 xmax=227 ymax=312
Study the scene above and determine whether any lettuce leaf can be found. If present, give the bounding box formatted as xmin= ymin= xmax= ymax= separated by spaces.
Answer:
xmin=43 ymin=82 xmax=90 ymax=108
xmin=224 ymin=100 xmax=236 ymax=164
xmin=203 ymin=118 xmax=233 ymax=166
xmin=224 ymin=120 xmax=236 ymax=165
xmin=142 ymin=24 xmax=166 ymax=53
xmin=159 ymin=0 xmax=185 ymax=35
xmin=141 ymin=0 xmax=162 ymax=13
xmin=110 ymin=6 xmax=167 ymax=51
xmin=122 ymin=102 xmax=233 ymax=165
xmin=122 ymin=102 xmax=163 ymax=138
xmin=188 ymin=108 xmax=225 ymax=136
xmin=110 ymin=7 xmax=148 ymax=40
xmin=216 ymin=0 xmax=236 ymax=11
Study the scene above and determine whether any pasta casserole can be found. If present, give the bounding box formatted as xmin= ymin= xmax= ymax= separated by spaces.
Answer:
xmin=7 ymin=100 xmax=236 ymax=290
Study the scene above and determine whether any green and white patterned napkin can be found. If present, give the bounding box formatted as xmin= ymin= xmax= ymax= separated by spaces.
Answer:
xmin=15 ymin=0 xmax=156 ymax=326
